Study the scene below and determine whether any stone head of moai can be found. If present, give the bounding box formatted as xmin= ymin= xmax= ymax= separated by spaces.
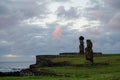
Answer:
xmin=79 ymin=36 xmax=84 ymax=54
xmin=86 ymin=39 xmax=93 ymax=49
xmin=79 ymin=36 xmax=84 ymax=41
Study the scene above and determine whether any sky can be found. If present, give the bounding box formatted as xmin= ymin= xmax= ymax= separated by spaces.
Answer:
xmin=0 ymin=0 xmax=120 ymax=62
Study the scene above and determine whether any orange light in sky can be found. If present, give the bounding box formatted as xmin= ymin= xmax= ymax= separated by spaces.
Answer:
xmin=3 ymin=54 xmax=19 ymax=58
xmin=52 ymin=25 xmax=61 ymax=39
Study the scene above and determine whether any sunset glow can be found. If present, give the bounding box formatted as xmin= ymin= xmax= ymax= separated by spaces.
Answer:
xmin=3 ymin=54 xmax=20 ymax=58
xmin=52 ymin=26 xmax=61 ymax=39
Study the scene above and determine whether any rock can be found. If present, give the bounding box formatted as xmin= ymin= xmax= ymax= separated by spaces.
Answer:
xmin=0 ymin=71 xmax=20 ymax=76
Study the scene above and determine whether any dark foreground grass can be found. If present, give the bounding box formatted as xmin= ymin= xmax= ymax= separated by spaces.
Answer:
xmin=0 ymin=54 xmax=120 ymax=80
xmin=0 ymin=73 xmax=119 ymax=80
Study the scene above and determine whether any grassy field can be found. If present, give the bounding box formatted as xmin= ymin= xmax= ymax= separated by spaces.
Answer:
xmin=0 ymin=54 xmax=120 ymax=80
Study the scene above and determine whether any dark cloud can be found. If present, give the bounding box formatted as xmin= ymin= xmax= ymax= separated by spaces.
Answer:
xmin=96 ymin=32 xmax=120 ymax=53
xmin=85 ymin=1 xmax=113 ymax=23
xmin=56 ymin=6 xmax=79 ymax=19
xmin=0 ymin=0 xmax=48 ymax=29
xmin=85 ymin=0 xmax=104 ymax=10
xmin=6 ymin=26 xmax=47 ymax=54
xmin=104 ymin=0 xmax=120 ymax=9
xmin=52 ymin=0 xmax=70 ymax=2
xmin=102 ymin=0 xmax=120 ymax=31
xmin=108 ymin=12 xmax=120 ymax=30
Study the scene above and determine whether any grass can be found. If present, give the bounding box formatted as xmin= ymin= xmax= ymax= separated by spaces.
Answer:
xmin=0 ymin=54 xmax=120 ymax=80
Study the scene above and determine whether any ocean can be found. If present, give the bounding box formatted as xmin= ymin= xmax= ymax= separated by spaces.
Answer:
xmin=0 ymin=61 xmax=35 ymax=72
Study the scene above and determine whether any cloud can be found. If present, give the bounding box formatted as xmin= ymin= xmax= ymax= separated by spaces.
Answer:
xmin=52 ymin=0 xmax=70 ymax=2
xmin=108 ymin=12 xmax=120 ymax=30
xmin=102 ymin=42 xmax=120 ymax=53
xmin=56 ymin=6 xmax=79 ymax=19
xmin=85 ymin=27 xmax=102 ymax=36
xmin=0 ymin=0 xmax=48 ymax=28
xmin=0 ymin=0 xmax=120 ymax=62
xmin=87 ymin=11 xmax=105 ymax=20
xmin=52 ymin=25 xmax=61 ymax=39
xmin=0 ymin=29 xmax=7 ymax=35
xmin=104 ymin=0 xmax=120 ymax=9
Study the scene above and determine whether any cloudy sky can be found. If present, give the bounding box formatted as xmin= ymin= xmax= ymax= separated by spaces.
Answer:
xmin=0 ymin=0 xmax=120 ymax=61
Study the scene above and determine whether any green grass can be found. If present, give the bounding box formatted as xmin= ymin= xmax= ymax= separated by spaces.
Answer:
xmin=0 ymin=54 xmax=120 ymax=80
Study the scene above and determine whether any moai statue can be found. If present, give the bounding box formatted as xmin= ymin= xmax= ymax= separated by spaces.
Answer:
xmin=85 ymin=39 xmax=94 ymax=66
xmin=79 ymin=36 xmax=84 ymax=54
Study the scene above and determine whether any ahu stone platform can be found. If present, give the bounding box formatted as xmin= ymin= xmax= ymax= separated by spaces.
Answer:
xmin=30 ymin=52 xmax=102 ymax=69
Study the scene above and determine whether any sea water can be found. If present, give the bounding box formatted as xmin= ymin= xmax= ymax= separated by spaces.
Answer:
xmin=0 ymin=61 xmax=35 ymax=72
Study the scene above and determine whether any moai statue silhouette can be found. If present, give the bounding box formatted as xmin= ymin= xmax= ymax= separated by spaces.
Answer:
xmin=79 ymin=36 xmax=84 ymax=54
xmin=85 ymin=39 xmax=94 ymax=66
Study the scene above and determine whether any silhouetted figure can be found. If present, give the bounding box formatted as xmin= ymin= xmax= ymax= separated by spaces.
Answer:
xmin=79 ymin=36 xmax=84 ymax=54
xmin=85 ymin=39 xmax=94 ymax=65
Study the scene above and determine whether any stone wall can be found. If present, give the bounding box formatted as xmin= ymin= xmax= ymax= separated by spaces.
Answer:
xmin=30 ymin=55 xmax=71 ymax=68
xmin=59 ymin=52 xmax=79 ymax=55
xmin=36 ymin=55 xmax=57 ymax=64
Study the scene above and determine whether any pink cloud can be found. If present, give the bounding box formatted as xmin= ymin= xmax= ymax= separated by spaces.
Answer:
xmin=88 ymin=11 xmax=105 ymax=20
xmin=108 ymin=12 xmax=120 ymax=29
xmin=0 ymin=29 xmax=7 ymax=35
xmin=52 ymin=25 xmax=61 ymax=39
